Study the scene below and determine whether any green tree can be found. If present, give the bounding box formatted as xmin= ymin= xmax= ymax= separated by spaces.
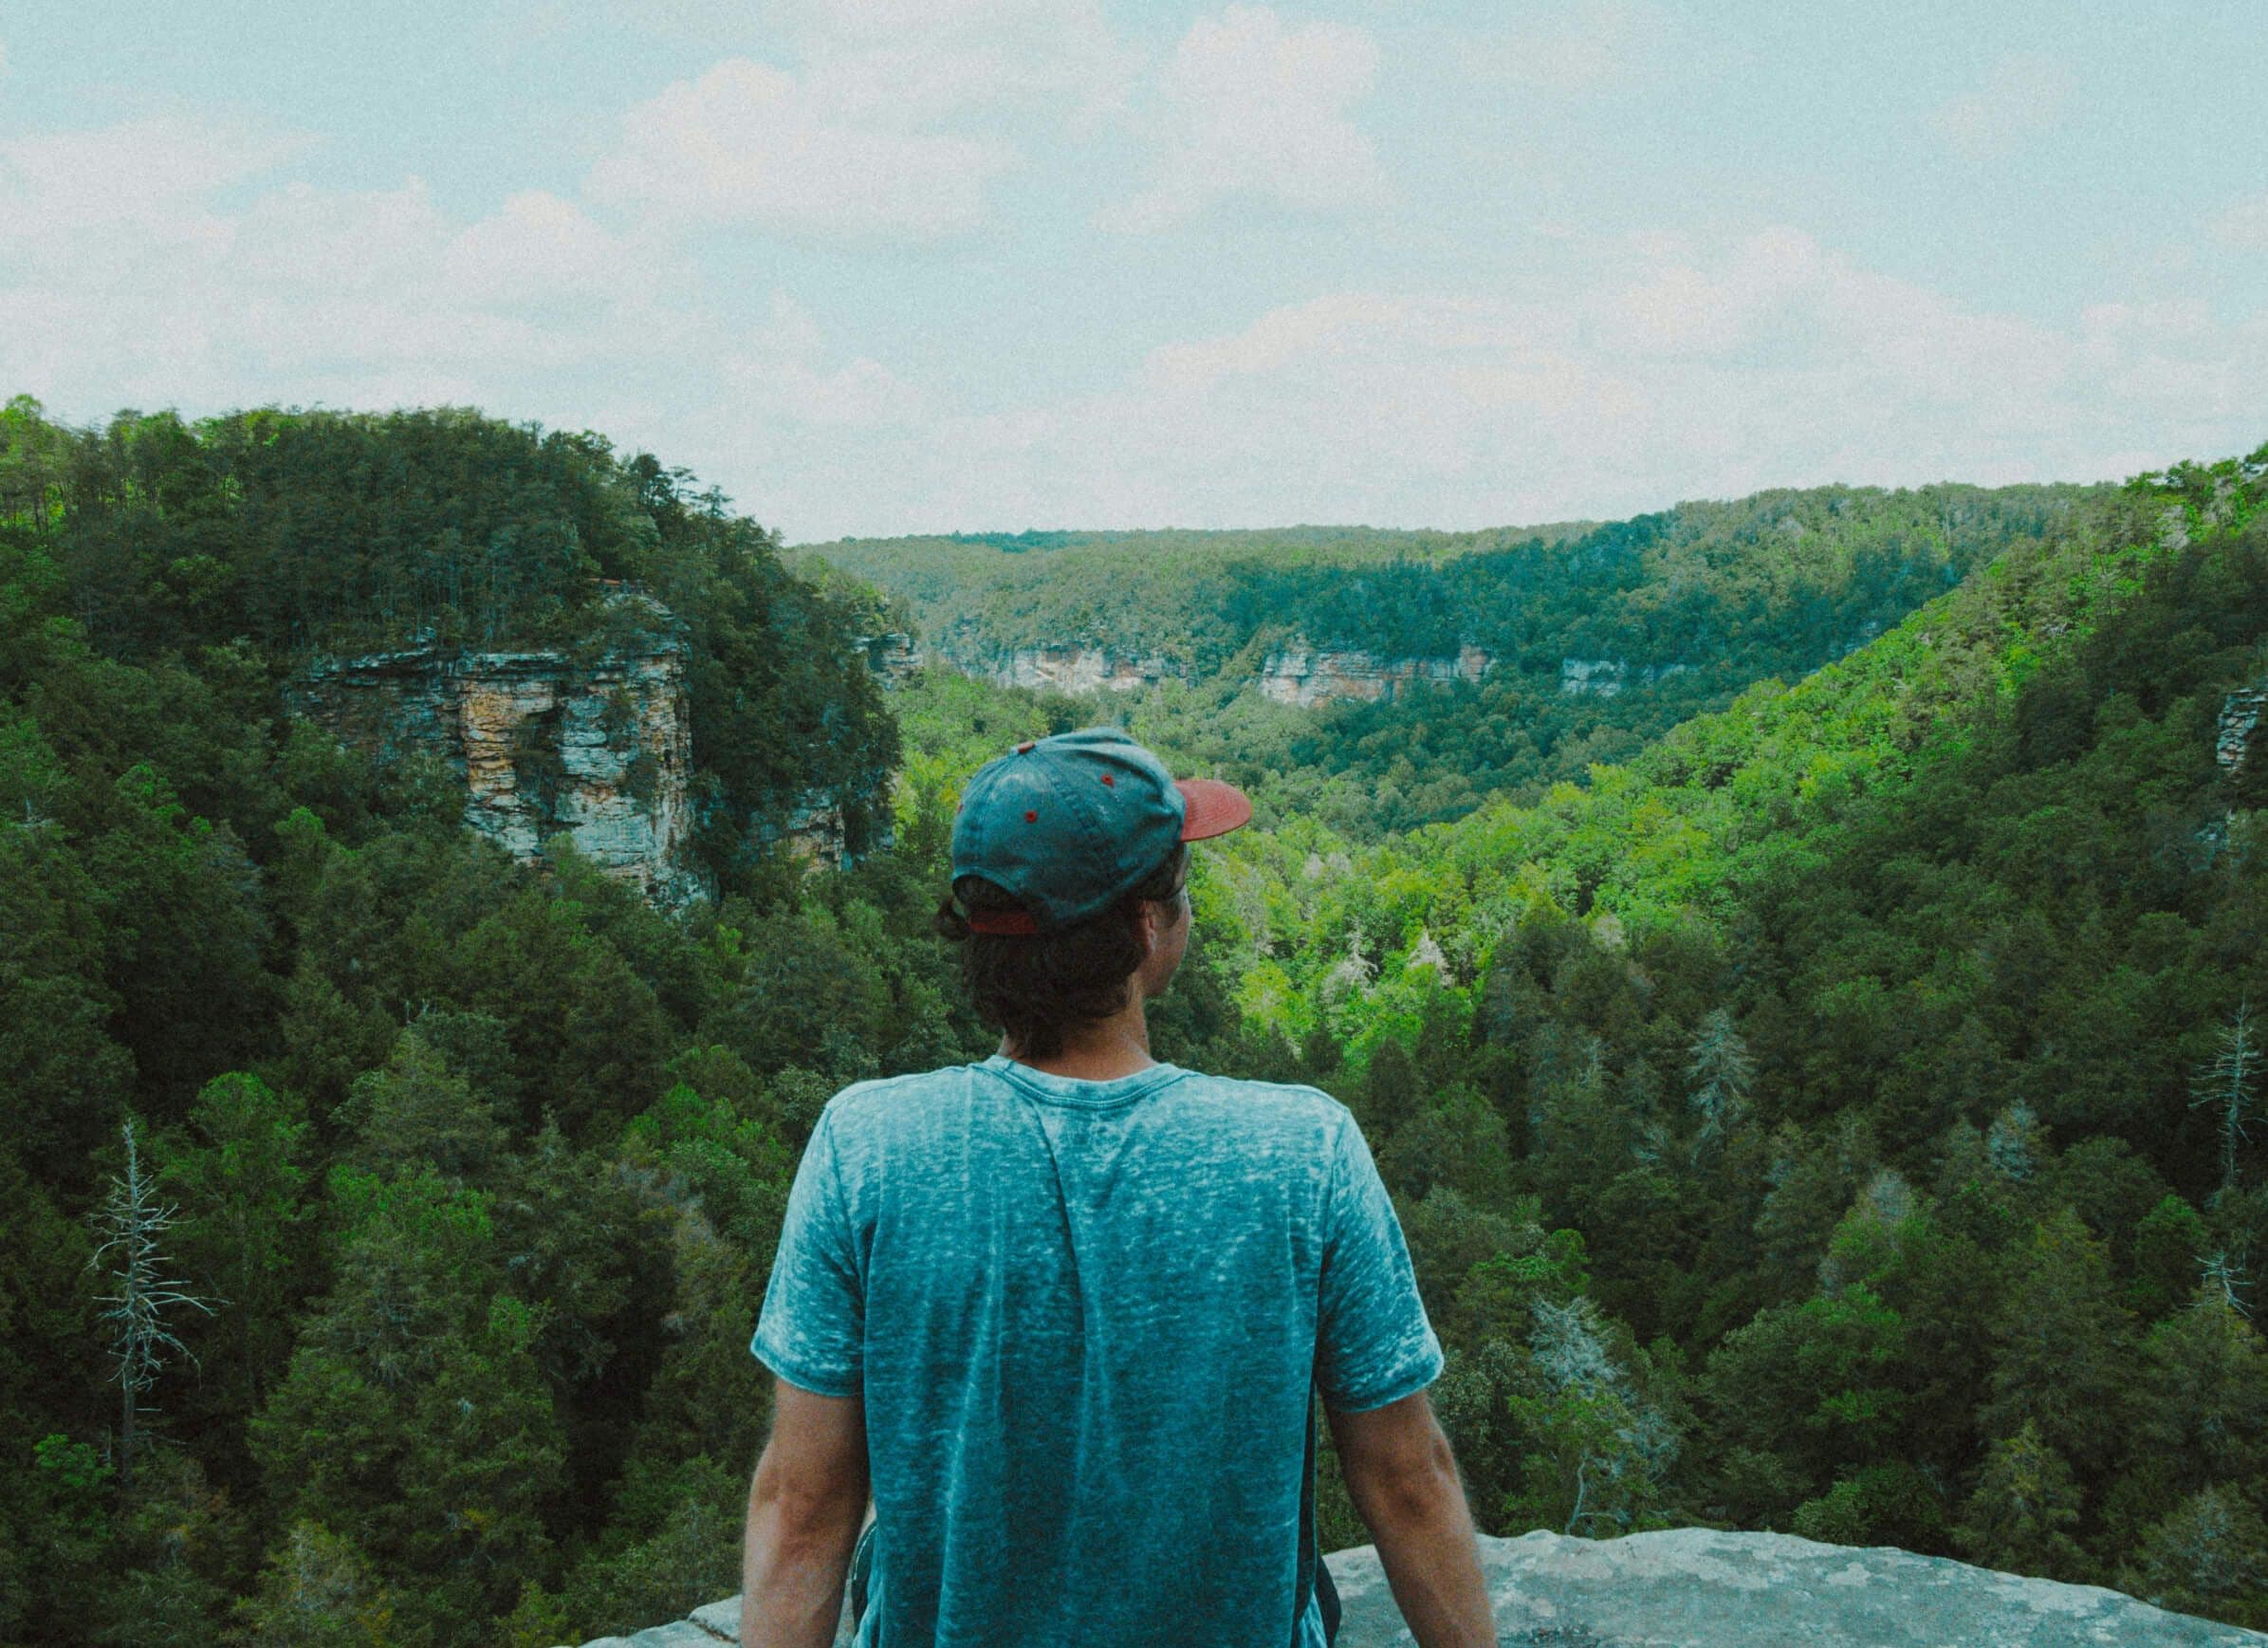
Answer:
xmin=1982 ymin=1210 xmax=2136 ymax=1478
xmin=1954 ymin=1421 xmax=2085 ymax=1580
xmin=251 ymin=1171 xmax=562 ymax=1639
xmin=1685 ymin=1006 xmax=1755 ymax=1156
xmin=2127 ymin=1487 xmax=2268 ymax=1628
xmin=159 ymin=1072 xmax=312 ymax=1450
xmin=339 ymin=1029 xmax=507 ymax=1187
xmin=233 ymin=1521 xmax=416 ymax=1648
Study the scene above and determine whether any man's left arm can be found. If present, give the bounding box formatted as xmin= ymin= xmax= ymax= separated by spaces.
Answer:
xmin=741 ymin=1379 xmax=870 ymax=1648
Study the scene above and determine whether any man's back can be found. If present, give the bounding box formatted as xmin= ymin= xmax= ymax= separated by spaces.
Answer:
xmin=752 ymin=1054 xmax=1442 ymax=1648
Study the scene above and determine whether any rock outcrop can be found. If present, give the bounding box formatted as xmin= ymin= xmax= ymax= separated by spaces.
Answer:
xmin=1559 ymin=657 xmax=1693 ymax=697
xmin=2221 ymin=687 xmax=2266 ymax=779
xmin=576 ymin=1528 xmax=2262 ymax=1646
xmin=962 ymin=643 xmax=1184 ymax=694
xmin=857 ymin=632 xmax=924 ymax=688
xmin=1259 ymin=643 xmax=1494 ymax=707
xmin=1333 ymin=1529 xmax=2261 ymax=1646
xmin=291 ymin=601 xmax=710 ymax=906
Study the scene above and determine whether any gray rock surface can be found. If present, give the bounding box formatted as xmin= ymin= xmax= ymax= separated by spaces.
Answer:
xmin=573 ymin=1529 xmax=2263 ymax=1646
xmin=1328 ymin=1528 xmax=2264 ymax=1647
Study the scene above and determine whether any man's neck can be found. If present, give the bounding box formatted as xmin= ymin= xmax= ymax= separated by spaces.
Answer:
xmin=1000 ymin=999 xmax=1155 ymax=1082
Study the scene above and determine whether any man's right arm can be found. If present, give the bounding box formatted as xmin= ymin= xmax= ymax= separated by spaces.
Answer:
xmin=1326 ymin=1391 xmax=1496 ymax=1648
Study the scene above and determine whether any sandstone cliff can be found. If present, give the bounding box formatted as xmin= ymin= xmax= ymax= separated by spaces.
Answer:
xmin=934 ymin=639 xmax=1184 ymax=694
xmin=572 ymin=1529 xmax=2264 ymax=1646
xmin=916 ymin=634 xmax=1498 ymax=707
xmin=1258 ymin=643 xmax=1494 ymax=708
xmin=857 ymin=632 xmax=925 ymax=689
xmin=290 ymin=602 xmax=710 ymax=906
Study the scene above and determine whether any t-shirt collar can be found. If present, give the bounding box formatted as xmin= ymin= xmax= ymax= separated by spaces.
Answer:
xmin=977 ymin=1053 xmax=1188 ymax=1109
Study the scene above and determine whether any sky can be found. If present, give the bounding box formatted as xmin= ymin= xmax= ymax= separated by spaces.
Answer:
xmin=1 ymin=1 xmax=2263 ymax=541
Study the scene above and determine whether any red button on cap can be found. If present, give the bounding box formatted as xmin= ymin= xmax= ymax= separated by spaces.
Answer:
xmin=1015 ymin=740 xmax=1036 ymax=753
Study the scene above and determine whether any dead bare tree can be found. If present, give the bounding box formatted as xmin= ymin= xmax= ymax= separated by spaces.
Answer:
xmin=2191 ymin=1001 xmax=2260 ymax=1194
xmin=86 ymin=1120 xmax=214 ymax=1492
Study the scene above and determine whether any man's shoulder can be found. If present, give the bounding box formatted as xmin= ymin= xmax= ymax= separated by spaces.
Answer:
xmin=817 ymin=1063 xmax=1355 ymax=1136
xmin=1171 ymin=1068 xmax=1354 ymax=1126
xmin=821 ymin=1064 xmax=983 ymax=1125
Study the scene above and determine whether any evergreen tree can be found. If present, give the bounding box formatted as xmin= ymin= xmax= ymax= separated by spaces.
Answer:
xmin=1982 ymin=1211 xmax=2136 ymax=1479
xmin=1954 ymin=1421 xmax=2085 ymax=1580
xmin=1685 ymin=1006 xmax=1755 ymax=1156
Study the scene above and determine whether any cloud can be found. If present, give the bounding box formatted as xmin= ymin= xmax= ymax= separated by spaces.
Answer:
xmin=0 ymin=115 xmax=699 ymax=418
xmin=587 ymin=58 xmax=1012 ymax=240
xmin=1929 ymin=54 xmax=2074 ymax=158
xmin=1457 ymin=0 xmax=1663 ymax=94
xmin=694 ymin=225 xmax=2268 ymax=538
xmin=7 ymin=107 xmax=2253 ymax=544
xmin=1100 ymin=5 xmax=1384 ymax=232
xmin=2211 ymin=193 xmax=2268 ymax=250
xmin=587 ymin=2 xmax=1137 ymax=239
xmin=724 ymin=291 xmax=930 ymax=429
xmin=0 ymin=115 xmax=302 ymax=266
xmin=770 ymin=0 xmax=1137 ymax=130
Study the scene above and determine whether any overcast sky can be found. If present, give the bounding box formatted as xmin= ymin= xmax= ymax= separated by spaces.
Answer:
xmin=2 ymin=1 xmax=2263 ymax=539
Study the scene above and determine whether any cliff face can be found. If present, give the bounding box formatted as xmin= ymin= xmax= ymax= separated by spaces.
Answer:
xmin=1560 ymin=656 xmax=1694 ymax=697
xmin=2221 ymin=686 xmax=2266 ymax=777
xmin=857 ymin=632 xmax=924 ymax=688
xmin=292 ymin=614 xmax=710 ymax=907
xmin=1258 ymin=642 xmax=1494 ymax=707
xmin=942 ymin=642 xmax=1183 ymax=694
xmin=583 ymin=1529 xmax=2263 ymax=1647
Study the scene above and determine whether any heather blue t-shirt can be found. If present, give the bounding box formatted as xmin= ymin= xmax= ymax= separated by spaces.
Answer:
xmin=750 ymin=1054 xmax=1442 ymax=1648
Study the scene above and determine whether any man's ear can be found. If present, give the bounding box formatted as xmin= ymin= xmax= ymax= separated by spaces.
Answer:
xmin=1135 ymin=897 xmax=1163 ymax=957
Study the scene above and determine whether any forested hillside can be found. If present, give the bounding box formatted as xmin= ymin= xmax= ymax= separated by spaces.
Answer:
xmin=881 ymin=450 xmax=2268 ymax=1626
xmin=824 ymin=485 xmax=2098 ymax=836
xmin=0 ymin=403 xmax=938 ymax=1645
xmin=5 ymin=404 xmax=2264 ymax=1642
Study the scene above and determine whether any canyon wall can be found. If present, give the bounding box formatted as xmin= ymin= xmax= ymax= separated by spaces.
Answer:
xmin=1560 ymin=657 xmax=1694 ymax=697
xmin=1257 ymin=642 xmax=1494 ymax=707
xmin=943 ymin=642 xmax=1184 ymax=694
xmin=290 ymin=608 xmax=711 ymax=906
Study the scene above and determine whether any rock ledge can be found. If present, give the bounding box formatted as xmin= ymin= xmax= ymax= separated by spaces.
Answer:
xmin=575 ymin=1528 xmax=2265 ymax=1646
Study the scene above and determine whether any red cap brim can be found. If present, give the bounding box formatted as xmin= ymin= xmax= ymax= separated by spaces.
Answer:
xmin=1176 ymin=777 xmax=1253 ymax=841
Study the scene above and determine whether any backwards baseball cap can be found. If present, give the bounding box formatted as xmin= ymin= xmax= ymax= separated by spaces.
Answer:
xmin=950 ymin=727 xmax=1252 ymax=935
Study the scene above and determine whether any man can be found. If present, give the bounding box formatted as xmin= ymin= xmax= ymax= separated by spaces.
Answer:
xmin=741 ymin=728 xmax=1496 ymax=1646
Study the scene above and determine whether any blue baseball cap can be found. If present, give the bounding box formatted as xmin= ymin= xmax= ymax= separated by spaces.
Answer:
xmin=950 ymin=728 xmax=1252 ymax=934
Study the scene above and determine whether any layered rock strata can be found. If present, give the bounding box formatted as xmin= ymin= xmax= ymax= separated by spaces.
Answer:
xmin=966 ymin=644 xmax=1183 ymax=694
xmin=1559 ymin=657 xmax=1693 ymax=697
xmin=578 ymin=1529 xmax=2262 ymax=1646
xmin=292 ymin=619 xmax=710 ymax=907
xmin=857 ymin=632 xmax=924 ymax=688
xmin=1259 ymin=643 xmax=1494 ymax=707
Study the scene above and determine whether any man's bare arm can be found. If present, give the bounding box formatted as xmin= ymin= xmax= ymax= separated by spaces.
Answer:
xmin=741 ymin=1379 xmax=870 ymax=1648
xmin=1327 ymin=1390 xmax=1495 ymax=1648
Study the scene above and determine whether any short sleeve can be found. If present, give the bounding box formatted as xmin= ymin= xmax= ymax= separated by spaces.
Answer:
xmin=1315 ymin=1116 xmax=1443 ymax=1412
xmin=750 ymin=1111 xmax=864 ymax=1397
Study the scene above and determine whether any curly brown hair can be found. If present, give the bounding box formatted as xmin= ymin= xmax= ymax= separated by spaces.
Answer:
xmin=933 ymin=845 xmax=1189 ymax=1060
